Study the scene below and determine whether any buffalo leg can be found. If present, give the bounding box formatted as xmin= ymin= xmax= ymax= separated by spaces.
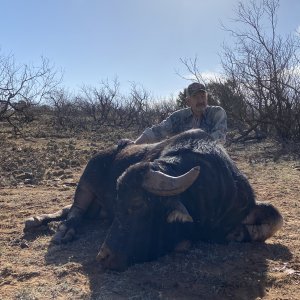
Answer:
xmin=227 ymin=203 xmax=283 ymax=242
xmin=24 ymin=205 xmax=71 ymax=232
xmin=51 ymin=183 xmax=97 ymax=244
xmin=25 ymin=148 xmax=117 ymax=242
xmin=242 ymin=202 xmax=283 ymax=242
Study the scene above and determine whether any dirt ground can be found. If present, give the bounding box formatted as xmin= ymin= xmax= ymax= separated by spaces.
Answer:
xmin=0 ymin=134 xmax=300 ymax=300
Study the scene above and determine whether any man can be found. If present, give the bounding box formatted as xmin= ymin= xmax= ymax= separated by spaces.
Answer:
xmin=134 ymin=82 xmax=227 ymax=145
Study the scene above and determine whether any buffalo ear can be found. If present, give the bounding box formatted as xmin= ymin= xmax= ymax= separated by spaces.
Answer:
xmin=142 ymin=166 xmax=200 ymax=196
xmin=167 ymin=209 xmax=193 ymax=223
xmin=164 ymin=198 xmax=193 ymax=223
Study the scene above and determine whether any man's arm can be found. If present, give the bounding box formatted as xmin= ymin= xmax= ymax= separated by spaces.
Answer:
xmin=210 ymin=107 xmax=227 ymax=144
xmin=118 ymin=115 xmax=174 ymax=147
xmin=135 ymin=115 xmax=174 ymax=144
xmin=134 ymin=129 xmax=155 ymax=144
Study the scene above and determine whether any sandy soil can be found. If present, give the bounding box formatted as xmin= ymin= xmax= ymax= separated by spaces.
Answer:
xmin=0 ymin=137 xmax=299 ymax=299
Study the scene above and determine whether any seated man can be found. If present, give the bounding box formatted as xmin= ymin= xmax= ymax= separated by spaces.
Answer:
xmin=134 ymin=82 xmax=227 ymax=145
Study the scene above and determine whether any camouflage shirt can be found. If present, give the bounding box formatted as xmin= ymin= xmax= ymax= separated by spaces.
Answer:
xmin=141 ymin=106 xmax=227 ymax=143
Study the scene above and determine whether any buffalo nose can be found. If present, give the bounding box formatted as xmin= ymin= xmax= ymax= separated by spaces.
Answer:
xmin=96 ymin=243 xmax=127 ymax=271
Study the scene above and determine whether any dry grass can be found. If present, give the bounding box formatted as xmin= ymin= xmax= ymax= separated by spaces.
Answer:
xmin=0 ymin=134 xmax=300 ymax=299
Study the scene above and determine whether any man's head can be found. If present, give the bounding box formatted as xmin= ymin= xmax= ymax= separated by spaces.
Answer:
xmin=185 ymin=82 xmax=208 ymax=117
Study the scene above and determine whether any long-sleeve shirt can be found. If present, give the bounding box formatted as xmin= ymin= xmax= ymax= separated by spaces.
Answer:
xmin=140 ymin=106 xmax=227 ymax=144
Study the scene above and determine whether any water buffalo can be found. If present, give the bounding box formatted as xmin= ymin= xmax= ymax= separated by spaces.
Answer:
xmin=24 ymin=129 xmax=283 ymax=270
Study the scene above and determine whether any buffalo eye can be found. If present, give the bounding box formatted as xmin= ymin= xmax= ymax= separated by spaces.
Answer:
xmin=127 ymin=198 xmax=146 ymax=214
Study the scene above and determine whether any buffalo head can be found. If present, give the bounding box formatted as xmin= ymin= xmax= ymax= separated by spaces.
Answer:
xmin=96 ymin=162 xmax=200 ymax=270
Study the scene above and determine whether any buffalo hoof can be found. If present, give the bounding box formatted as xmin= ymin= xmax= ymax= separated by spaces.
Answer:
xmin=24 ymin=217 xmax=44 ymax=232
xmin=51 ymin=224 xmax=76 ymax=244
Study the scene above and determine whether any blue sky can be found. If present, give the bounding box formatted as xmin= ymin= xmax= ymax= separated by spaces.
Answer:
xmin=0 ymin=0 xmax=299 ymax=98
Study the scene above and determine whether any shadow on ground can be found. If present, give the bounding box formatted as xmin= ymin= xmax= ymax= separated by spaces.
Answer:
xmin=33 ymin=221 xmax=293 ymax=300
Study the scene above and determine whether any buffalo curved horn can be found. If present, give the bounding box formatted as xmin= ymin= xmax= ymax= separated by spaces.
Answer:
xmin=142 ymin=166 xmax=200 ymax=196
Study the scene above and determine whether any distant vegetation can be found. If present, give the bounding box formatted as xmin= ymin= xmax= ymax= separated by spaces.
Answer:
xmin=1 ymin=0 xmax=299 ymax=143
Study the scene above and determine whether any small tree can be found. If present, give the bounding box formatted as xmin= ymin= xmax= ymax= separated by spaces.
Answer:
xmin=207 ymin=80 xmax=248 ymax=132
xmin=47 ymin=88 xmax=79 ymax=131
xmin=0 ymin=53 xmax=60 ymax=134
xmin=78 ymin=78 xmax=121 ymax=127
xmin=221 ymin=0 xmax=300 ymax=141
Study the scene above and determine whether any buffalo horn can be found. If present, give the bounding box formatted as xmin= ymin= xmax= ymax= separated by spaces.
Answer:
xmin=142 ymin=166 xmax=200 ymax=196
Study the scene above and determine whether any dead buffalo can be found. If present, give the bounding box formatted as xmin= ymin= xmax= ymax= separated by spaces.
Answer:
xmin=24 ymin=129 xmax=283 ymax=271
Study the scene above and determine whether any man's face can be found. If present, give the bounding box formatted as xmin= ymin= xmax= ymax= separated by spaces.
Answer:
xmin=186 ymin=91 xmax=208 ymax=117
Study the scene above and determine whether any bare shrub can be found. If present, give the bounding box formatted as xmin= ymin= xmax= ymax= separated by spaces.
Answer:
xmin=0 ymin=53 xmax=60 ymax=135
xmin=75 ymin=80 xmax=178 ymax=134
xmin=47 ymin=89 xmax=81 ymax=132
xmin=221 ymin=0 xmax=300 ymax=142
xmin=77 ymin=79 xmax=121 ymax=129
